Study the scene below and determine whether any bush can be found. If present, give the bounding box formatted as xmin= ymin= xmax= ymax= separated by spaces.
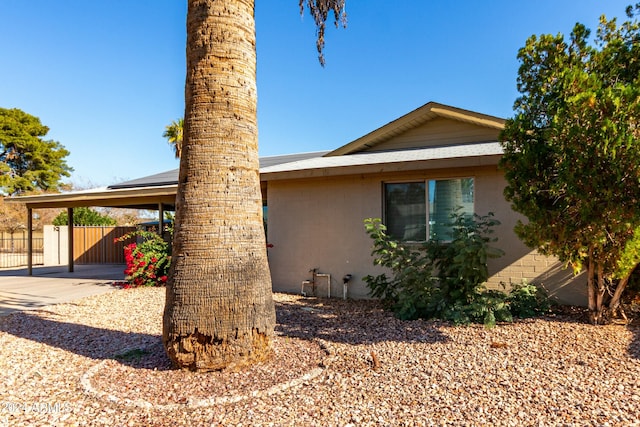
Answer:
xmin=507 ymin=280 xmax=551 ymax=318
xmin=364 ymin=210 xmax=549 ymax=327
xmin=115 ymin=230 xmax=170 ymax=288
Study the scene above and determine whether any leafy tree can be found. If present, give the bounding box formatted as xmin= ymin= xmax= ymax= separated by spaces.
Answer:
xmin=52 ymin=207 xmax=117 ymax=226
xmin=0 ymin=108 xmax=72 ymax=196
xmin=163 ymin=118 xmax=183 ymax=159
xmin=163 ymin=0 xmax=346 ymax=371
xmin=499 ymin=5 xmax=640 ymax=324
xmin=0 ymin=197 xmax=27 ymax=235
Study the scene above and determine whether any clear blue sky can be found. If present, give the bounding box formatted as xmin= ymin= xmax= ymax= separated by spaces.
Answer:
xmin=1 ymin=1 xmax=632 ymax=187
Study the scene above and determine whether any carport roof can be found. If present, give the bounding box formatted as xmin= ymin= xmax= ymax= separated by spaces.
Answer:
xmin=8 ymin=151 xmax=329 ymax=210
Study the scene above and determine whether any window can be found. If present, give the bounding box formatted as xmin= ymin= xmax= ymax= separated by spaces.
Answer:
xmin=383 ymin=178 xmax=474 ymax=241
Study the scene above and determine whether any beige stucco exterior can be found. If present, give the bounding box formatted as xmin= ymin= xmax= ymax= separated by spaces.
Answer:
xmin=263 ymin=103 xmax=588 ymax=306
xmin=265 ymin=165 xmax=586 ymax=305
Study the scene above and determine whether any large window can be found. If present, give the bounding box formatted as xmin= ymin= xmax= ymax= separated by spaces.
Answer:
xmin=384 ymin=178 xmax=474 ymax=241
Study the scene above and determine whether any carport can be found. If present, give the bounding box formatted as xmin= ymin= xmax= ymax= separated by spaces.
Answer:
xmin=5 ymin=151 xmax=327 ymax=276
xmin=6 ymin=178 xmax=177 ymax=275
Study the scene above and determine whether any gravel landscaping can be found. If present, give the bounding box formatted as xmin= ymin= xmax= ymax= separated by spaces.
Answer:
xmin=1 ymin=287 xmax=639 ymax=426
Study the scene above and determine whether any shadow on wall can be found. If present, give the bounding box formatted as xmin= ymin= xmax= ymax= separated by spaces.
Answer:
xmin=534 ymin=261 xmax=587 ymax=307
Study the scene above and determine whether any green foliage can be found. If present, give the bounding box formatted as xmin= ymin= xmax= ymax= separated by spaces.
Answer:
xmin=163 ymin=118 xmax=183 ymax=159
xmin=506 ymin=281 xmax=551 ymax=319
xmin=115 ymin=230 xmax=170 ymax=288
xmin=52 ymin=207 xmax=117 ymax=226
xmin=363 ymin=210 xmax=541 ymax=327
xmin=499 ymin=5 xmax=640 ymax=320
xmin=0 ymin=108 xmax=72 ymax=196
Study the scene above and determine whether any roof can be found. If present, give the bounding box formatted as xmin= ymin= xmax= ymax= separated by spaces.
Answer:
xmin=8 ymin=185 xmax=178 ymax=210
xmin=261 ymin=142 xmax=503 ymax=180
xmin=7 ymin=102 xmax=507 ymax=210
xmin=7 ymin=151 xmax=329 ymax=210
xmin=326 ymin=102 xmax=505 ymax=156
xmin=108 ymin=151 xmax=329 ymax=189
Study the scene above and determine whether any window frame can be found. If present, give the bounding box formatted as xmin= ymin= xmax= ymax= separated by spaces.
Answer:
xmin=382 ymin=177 xmax=475 ymax=242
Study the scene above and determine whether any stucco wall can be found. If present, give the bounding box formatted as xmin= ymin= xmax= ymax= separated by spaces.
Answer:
xmin=266 ymin=165 xmax=587 ymax=306
xmin=43 ymin=225 xmax=69 ymax=266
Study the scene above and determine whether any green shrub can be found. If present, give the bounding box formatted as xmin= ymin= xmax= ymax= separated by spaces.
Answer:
xmin=506 ymin=280 xmax=551 ymax=318
xmin=364 ymin=210 xmax=548 ymax=327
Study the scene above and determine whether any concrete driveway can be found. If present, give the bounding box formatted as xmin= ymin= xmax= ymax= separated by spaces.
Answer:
xmin=0 ymin=264 xmax=126 ymax=316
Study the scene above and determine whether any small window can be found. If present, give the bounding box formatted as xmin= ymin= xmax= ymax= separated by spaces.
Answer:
xmin=384 ymin=178 xmax=474 ymax=241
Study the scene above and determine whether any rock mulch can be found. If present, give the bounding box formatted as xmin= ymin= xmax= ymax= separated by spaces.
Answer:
xmin=0 ymin=287 xmax=639 ymax=426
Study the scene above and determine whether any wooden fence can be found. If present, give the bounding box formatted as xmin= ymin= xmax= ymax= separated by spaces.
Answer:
xmin=73 ymin=226 xmax=136 ymax=264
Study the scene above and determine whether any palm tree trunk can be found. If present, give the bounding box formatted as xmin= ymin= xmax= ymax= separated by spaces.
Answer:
xmin=163 ymin=0 xmax=275 ymax=371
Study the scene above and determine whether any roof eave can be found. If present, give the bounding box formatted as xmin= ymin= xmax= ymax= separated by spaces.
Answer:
xmin=6 ymin=185 xmax=178 ymax=210
xmin=261 ymin=154 xmax=502 ymax=181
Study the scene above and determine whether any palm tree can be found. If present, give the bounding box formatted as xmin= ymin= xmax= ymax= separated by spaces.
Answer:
xmin=163 ymin=118 xmax=183 ymax=159
xmin=163 ymin=0 xmax=346 ymax=371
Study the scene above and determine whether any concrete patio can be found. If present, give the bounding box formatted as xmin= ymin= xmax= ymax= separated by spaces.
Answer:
xmin=0 ymin=264 xmax=125 ymax=316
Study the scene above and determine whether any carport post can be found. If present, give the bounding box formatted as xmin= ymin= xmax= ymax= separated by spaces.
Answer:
xmin=27 ymin=207 xmax=33 ymax=276
xmin=158 ymin=203 xmax=164 ymax=238
xmin=68 ymin=208 xmax=74 ymax=273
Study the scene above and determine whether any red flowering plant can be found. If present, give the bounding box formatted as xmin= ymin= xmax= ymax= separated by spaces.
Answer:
xmin=114 ymin=230 xmax=171 ymax=288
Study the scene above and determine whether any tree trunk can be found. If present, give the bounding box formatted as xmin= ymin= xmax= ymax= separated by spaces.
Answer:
xmin=163 ymin=0 xmax=275 ymax=371
xmin=608 ymin=275 xmax=629 ymax=322
xmin=587 ymin=249 xmax=598 ymax=324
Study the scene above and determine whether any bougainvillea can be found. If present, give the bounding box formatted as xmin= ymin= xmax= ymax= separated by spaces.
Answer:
xmin=115 ymin=230 xmax=170 ymax=288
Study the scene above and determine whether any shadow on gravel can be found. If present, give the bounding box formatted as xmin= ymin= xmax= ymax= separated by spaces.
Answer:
xmin=0 ymin=310 xmax=171 ymax=369
xmin=515 ymin=305 xmax=640 ymax=361
xmin=627 ymin=323 xmax=640 ymax=360
xmin=275 ymin=297 xmax=450 ymax=345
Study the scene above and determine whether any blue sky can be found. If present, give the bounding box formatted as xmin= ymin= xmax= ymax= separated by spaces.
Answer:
xmin=1 ymin=1 xmax=632 ymax=187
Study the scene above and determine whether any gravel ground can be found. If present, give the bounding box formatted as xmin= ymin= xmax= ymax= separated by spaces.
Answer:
xmin=0 ymin=287 xmax=639 ymax=426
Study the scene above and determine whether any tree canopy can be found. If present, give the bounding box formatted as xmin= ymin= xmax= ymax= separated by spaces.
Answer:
xmin=0 ymin=197 xmax=27 ymax=235
xmin=52 ymin=207 xmax=117 ymax=226
xmin=299 ymin=0 xmax=347 ymax=65
xmin=163 ymin=118 xmax=183 ymax=159
xmin=0 ymin=108 xmax=72 ymax=196
xmin=499 ymin=5 xmax=640 ymax=323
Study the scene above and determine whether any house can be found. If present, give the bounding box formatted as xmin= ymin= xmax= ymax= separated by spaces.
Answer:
xmin=10 ymin=102 xmax=586 ymax=305
xmin=260 ymin=102 xmax=584 ymax=304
